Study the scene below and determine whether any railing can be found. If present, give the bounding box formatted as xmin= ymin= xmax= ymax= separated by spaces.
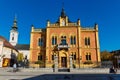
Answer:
xmin=50 ymin=23 xmax=59 ymax=27
xmin=49 ymin=23 xmax=78 ymax=27
xmin=81 ymin=27 xmax=95 ymax=30
xmin=33 ymin=29 xmax=46 ymax=32
xmin=68 ymin=23 xmax=78 ymax=26
xmin=57 ymin=44 xmax=70 ymax=50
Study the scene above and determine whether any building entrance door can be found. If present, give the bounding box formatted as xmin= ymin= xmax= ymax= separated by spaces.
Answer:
xmin=61 ymin=57 xmax=67 ymax=68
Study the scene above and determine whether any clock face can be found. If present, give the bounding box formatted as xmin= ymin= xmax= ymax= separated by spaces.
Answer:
xmin=62 ymin=20 xmax=65 ymax=26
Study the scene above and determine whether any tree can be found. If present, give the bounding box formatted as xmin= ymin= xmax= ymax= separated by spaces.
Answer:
xmin=17 ymin=53 xmax=24 ymax=67
xmin=17 ymin=53 xmax=24 ymax=62
xmin=101 ymin=50 xmax=113 ymax=61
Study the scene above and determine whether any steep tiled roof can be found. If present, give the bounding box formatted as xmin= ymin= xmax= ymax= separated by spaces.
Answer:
xmin=0 ymin=36 xmax=18 ymax=51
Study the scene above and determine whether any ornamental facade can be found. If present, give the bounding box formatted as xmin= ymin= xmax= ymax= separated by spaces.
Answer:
xmin=30 ymin=8 xmax=101 ymax=68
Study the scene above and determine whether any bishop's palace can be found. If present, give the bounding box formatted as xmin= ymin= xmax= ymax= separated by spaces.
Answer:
xmin=0 ymin=8 xmax=101 ymax=68
xmin=30 ymin=8 xmax=101 ymax=68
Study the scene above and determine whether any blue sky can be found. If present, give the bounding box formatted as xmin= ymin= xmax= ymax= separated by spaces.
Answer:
xmin=0 ymin=0 xmax=120 ymax=51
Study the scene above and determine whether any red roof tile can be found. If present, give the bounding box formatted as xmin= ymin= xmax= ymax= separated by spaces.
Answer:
xmin=0 ymin=36 xmax=18 ymax=51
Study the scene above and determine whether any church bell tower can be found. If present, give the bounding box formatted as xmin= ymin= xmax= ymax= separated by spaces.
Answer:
xmin=9 ymin=16 xmax=18 ymax=46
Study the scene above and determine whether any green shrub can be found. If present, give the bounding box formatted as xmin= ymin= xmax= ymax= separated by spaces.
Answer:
xmin=73 ymin=64 xmax=76 ymax=68
xmin=34 ymin=60 xmax=43 ymax=68
xmin=52 ymin=64 xmax=55 ymax=68
xmin=83 ymin=61 xmax=93 ymax=64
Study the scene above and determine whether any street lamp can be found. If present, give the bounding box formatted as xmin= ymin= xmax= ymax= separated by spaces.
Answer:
xmin=79 ymin=56 xmax=82 ymax=68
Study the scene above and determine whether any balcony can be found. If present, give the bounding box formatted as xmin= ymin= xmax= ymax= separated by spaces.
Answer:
xmin=57 ymin=43 xmax=69 ymax=50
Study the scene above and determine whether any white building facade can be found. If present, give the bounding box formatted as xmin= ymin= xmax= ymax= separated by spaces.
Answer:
xmin=0 ymin=36 xmax=18 ymax=67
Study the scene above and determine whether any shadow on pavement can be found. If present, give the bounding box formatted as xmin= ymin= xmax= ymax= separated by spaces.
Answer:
xmin=23 ymin=74 xmax=120 ymax=80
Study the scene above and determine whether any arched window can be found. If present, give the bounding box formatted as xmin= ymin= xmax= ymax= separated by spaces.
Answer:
xmin=86 ymin=53 xmax=91 ymax=61
xmin=71 ymin=36 xmax=76 ymax=45
xmin=52 ymin=36 xmax=54 ymax=45
xmin=52 ymin=36 xmax=57 ymax=45
xmin=85 ymin=37 xmax=90 ymax=46
xmin=70 ymin=36 xmax=73 ymax=45
xmin=38 ymin=38 xmax=43 ymax=46
xmin=12 ymin=37 xmax=14 ymax=40
xmin=85 ymin=37 xmax=87 ymax=45
xmin=88 ymin=37 xmax=90 ymax=45
xmin=55 ymin=36 xmax=57 ymax=44
xmin=12 ymin=34 xmax=14 ymax=40
xmin=73 ymin=36 xmax=76 ymax=44
xmin=71 ymin=52 xmax=76 ymax=60
xmin=61 ymin=36 xmax=66 ymax=45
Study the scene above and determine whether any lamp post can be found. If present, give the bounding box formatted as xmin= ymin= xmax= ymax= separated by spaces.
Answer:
xmin=79 ymin=56 xmax=82 ymax=68
xmin=69 ymin=55 xmax=73 ymax=69
xmin=54 ymin=54 xmax=58 ymax=72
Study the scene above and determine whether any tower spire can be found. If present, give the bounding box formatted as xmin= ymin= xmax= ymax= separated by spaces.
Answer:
xmin=9 ymin=15 xmax=19 ymax=46
xmin=12 ymin=14 xmax=18 ymax=30
xmin=62 ymin=2 xmax=64 ymax=9
xmin=61 ymin=2 xmax=66 ymax=18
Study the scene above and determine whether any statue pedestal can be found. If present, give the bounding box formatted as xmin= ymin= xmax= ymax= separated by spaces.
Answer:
xmin=54 ymin=56 xmax=58 ymax=72
xmin=69 ymin=56 xmax=73 ymax=69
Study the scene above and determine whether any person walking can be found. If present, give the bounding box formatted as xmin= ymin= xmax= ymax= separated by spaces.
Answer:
xmin=110 ymin=66 xmax=117 ymax=73
xmin=13 ymin=63 xmax=17 ymax=72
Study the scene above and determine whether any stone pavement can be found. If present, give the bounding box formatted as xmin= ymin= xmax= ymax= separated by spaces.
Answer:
xmin=0 ymin=68 xmax=120 ymax=80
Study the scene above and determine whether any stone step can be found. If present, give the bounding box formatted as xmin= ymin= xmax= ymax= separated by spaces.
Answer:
xmin=58 ymin=68 xmax=70 ymax=72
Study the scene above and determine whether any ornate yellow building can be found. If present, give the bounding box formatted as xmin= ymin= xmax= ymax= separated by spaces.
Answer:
xmin=30 ymin=8 xmax=101 ymax=68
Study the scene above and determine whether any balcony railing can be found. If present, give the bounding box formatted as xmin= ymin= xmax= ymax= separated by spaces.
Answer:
xmin=48 ymin=23 xmax=78 ymax=27
xmin=81 ymin=27 xmax=95 ymax=31
xmin=68 ymin=23 xmax=78 ymax=26
xmin=57 ymin=44 xmax=70 ymax=50
xmin=33 ymin=29 xmax=46 ymax=32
